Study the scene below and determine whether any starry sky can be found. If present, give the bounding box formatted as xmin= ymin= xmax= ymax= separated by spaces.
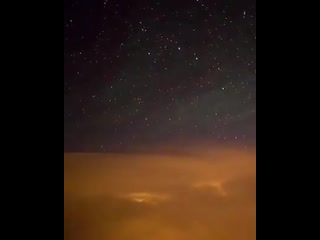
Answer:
xmin=64 ymin=0 xmax=256 ymax=152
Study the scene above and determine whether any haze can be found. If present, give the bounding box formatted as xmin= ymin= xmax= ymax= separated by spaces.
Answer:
xmin=64 ymin=147 xmax=256 ymax=240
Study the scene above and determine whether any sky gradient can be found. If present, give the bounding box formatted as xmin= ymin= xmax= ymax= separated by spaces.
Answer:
xmin=64 ymin=0 xmax=256 ymax=152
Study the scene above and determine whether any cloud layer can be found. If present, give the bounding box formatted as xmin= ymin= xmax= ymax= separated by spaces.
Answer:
xmin=64 ymin=147 xmax=256 ymax=240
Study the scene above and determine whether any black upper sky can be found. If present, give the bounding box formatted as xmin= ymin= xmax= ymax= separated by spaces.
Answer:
xmin=64 ymin=0 xmax=256 ymax=152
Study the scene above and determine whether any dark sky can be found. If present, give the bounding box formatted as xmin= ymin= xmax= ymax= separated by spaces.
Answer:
xmin=64 ymin=0 xmax=256 ymax=152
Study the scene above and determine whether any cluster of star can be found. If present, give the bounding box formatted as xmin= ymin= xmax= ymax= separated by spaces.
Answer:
xmin=64 ymin=0 xmax=256 ymax=151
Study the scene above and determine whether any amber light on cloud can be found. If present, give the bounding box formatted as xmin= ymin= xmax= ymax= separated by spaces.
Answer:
xmin=64 ymin=147 xmax=256 ymax=240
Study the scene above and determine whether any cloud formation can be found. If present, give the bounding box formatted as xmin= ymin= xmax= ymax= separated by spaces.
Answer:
xmin=64 ymin=147 xmax=256 ymax=240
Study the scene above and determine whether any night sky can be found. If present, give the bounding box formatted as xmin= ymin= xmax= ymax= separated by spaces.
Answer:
xmin=64 ymin=0 xmax=256 ymax=152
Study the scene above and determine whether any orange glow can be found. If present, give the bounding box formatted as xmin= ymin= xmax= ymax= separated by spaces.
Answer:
xmin=64 ymin=147 xmax=256 ymax=240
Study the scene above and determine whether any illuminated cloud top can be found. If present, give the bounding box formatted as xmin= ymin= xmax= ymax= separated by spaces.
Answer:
xmin=64 ymin=148 xmax=256 ymax=240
